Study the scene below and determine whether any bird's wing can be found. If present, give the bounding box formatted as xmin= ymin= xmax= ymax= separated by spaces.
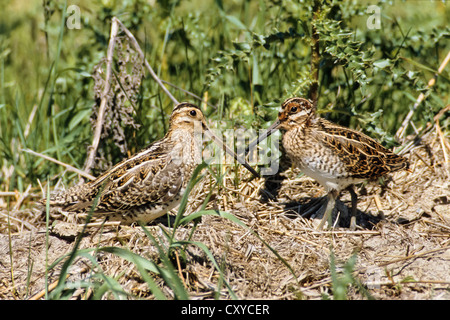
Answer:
xmin=60 ymin=139 xmax=184 ymax=213
xmin=313 ymin=118 xmax=409 ymax=179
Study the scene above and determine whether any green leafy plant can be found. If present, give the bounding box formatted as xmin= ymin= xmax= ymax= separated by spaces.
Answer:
xmin=325 ymin=250 xmax=374 ymax=300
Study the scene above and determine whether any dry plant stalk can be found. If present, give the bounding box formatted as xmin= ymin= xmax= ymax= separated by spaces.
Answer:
xmin=88 ymin=35 xmax=145 ymax=172
xmin=22 ymin=148 xmax=95 ymax=181
xmin=114 ymin=18 xmax=179 ymax=105
xmin=83 ymin=17 xmax=179 ymax=174
xmin=83 ymin=19 xmax=119 ymax=173
xmin=396 ymin=50 xmax=450 ymax=139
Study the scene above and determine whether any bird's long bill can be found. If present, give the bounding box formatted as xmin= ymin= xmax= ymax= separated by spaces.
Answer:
xmin=244 ymin=119 xmax=281 ymax=155
xmin=203 ymin=128 xmax=260 ymax=178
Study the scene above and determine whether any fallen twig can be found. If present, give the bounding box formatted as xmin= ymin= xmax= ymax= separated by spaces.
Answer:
xmin=22 ymin=148 xmax=95 ymax=181
xmin=376 ymin=246 xmax=450 ymax=268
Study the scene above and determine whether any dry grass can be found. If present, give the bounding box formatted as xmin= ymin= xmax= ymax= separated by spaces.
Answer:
xmin=1 ymin=127 xmax=449 ymax=300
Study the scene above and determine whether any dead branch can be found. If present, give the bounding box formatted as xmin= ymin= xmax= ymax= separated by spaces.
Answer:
xmin=83 ymin=18 xmax=119 ymax=174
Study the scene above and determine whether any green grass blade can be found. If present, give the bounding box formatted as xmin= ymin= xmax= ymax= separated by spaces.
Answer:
xmin=170 ymin=162 xmax=208 ymax=237
xmin=139 ymin=223 xmax=189 ymax=299
xmin=98 ymin=246 xmax=167 ymax=299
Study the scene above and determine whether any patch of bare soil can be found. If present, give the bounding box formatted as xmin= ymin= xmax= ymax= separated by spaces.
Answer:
xmin=1 ymin=130 xmax=449 ymax=300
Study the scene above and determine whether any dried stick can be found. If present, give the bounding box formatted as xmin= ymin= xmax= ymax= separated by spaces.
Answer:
xmin=24 ymin=103 xmax=38 ymax=139
xmin=13 ymin=184 xmax=32 ymax=211
xmin=395 ymin=50 xmax=450 ymax=139
xmin=83 ymin=18 xmax=119 ymax=173
xmin=22 ymin=148 xmax=95 ymax=181
xmin=83 ymin=17 xmax=178 ymax=173
xmin=161 ymin=79 xmax=217 ymax=109
xmin=28 ymin=266 xmax=90 ymax=300
xmin=0 ymin=192 xmax=18 ymax=197
xmin=113 ymin=17 xmax=179 ymax=105
xmin=397 ymin=104 xmax=450 ymax=156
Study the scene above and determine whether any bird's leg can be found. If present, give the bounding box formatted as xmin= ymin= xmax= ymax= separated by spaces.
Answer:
xmin=317 ymin=190 xmax=337 ymax=230
xmin=346 ymin=186 xmax=358 ymax=231
xmin=300 ymin=195 xmax=327 ymax=218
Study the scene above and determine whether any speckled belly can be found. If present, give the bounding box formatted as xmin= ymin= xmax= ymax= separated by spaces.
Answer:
xmin=109 ymin=191 xmax=184 ymax=224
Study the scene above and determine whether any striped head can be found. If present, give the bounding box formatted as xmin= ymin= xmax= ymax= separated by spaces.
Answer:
xmin=243 ymin=97 xmax=314 ymax=153
xmin=169 ymin=102 xmax=260 ymax=177
xmin=278 ymin=97 xmax=315 ymax=130
xmin=169 ymin=102 xmax=208 ymax=132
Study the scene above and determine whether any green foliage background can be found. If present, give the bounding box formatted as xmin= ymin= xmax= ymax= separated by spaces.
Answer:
xmin=0 ymin=0 xmax=449 ymax=194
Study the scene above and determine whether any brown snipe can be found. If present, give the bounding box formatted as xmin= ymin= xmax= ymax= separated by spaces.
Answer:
xmin=247 ymin=97 xmax=409 ymax=230
xmin=41 ymin=102 xmax=259 ymax=224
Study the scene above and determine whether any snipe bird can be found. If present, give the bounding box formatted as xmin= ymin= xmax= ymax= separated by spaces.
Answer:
xmin=42 ymin=102 xmax=259 ymax=224
xmin=247 ymin=97 xmax=409 ymax=230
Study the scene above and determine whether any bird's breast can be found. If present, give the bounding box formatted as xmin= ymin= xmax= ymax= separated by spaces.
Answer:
xmin=169 ymin=130 xmax=203 ymax=169
xmin=282 ymin=127 xmax=362 ymax=192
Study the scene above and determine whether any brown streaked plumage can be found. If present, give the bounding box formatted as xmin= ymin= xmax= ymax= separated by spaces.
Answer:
xmin=248 ymin=97 xmax=409 ymax=229
xmin=41 ymin=102 xmax=259 ymax=224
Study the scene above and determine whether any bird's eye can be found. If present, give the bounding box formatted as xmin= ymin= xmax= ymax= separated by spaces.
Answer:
xmin=189 ymin=110 xmax=197 ymax=117
xmin=290 ymin=106 xmax=297 ymax=113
